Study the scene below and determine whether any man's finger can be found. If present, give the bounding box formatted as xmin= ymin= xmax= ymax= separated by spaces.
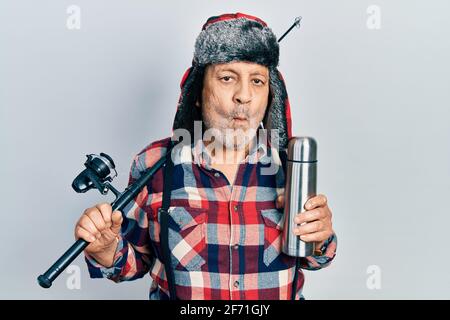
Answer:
xmin=294 ymin=220 xmax=323 ymax=236
xmin=304 ymin=194 xmax=327 ymax=210
xmin=111 ymin=211 xmax=123 ymax=235
xmin=96 ymin=202 xmax=113 ymax=227
xmin=299 ymin=231 xmax=330 ymax=243
xmin=79 ymin=215 xmax=101 ymax=239
xmin=85 ymin=209 xmax=107 ymax=232
xmin=276 ymin=195 xmax=284 ymax=209
xmin=295 ymin=208 xmax=327 ymax=224
xmin=75 ymin=226 xmax=97 ymax=243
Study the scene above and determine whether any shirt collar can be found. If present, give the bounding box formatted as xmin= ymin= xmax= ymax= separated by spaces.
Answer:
xmin=191 ymin=137 xmax=271 ymax=170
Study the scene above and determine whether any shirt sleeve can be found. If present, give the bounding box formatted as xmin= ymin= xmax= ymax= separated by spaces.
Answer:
xmin=299 ymin=232 xmax=337 ymax=271
xmin=84 ymin=153 xmax=154 ymax=282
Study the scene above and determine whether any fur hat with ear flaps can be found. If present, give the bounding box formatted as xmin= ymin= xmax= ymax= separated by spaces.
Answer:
xmin=172 ymin=13 xmax=293 ymax=150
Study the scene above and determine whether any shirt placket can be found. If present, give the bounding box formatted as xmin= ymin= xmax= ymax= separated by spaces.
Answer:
xmin=229 ymin=200 xmax=239 ymax=300
xmin=228 ymin=164 xmax=247 ymax=300
xmin=195 ymin=143 xmax=250 ymax=300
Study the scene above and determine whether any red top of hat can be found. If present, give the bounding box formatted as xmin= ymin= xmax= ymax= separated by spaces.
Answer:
xmin=202 ymin=12 xmax=267 ymax=30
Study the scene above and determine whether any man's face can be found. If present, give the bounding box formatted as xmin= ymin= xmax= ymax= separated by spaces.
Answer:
xmin=200 ymin=61 xmax=270 ymax=150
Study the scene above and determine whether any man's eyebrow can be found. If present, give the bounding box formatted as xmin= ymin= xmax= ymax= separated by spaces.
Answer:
xmin=216 ymin=68 xmax=268 ymax=77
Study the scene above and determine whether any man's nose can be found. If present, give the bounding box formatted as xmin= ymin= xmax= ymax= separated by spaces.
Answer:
xmin=234 ymin=82 xmax=252 ymax=105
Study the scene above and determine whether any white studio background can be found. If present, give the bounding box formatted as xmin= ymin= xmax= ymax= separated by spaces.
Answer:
xmin=1 ymin=0 xmax=449 ymax=299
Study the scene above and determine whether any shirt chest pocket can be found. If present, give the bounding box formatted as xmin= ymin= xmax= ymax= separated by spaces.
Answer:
xmin=165 ymin=206 xmax=207 ymax=271
xmin=261 ymin=208 xmax=287 ymax=267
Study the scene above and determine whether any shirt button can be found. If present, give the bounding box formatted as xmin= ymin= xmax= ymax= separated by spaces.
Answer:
xmin=233 ymin=244 xmax=239 ymax=250
xmin=214 ymin=172 xmax=220 ymax=178
xmin=233 ymin=205 xmax=238 ymax=211
xmin=233 ymin=281 xmax=240 ymax=288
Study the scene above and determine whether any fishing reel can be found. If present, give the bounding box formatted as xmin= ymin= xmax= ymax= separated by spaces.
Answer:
xmin=71 ymin=153 xmax=121 ymax=198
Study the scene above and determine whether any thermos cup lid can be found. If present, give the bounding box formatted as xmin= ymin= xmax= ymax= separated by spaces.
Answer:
xmin=287 ymin=137 xmax=317 ymax=162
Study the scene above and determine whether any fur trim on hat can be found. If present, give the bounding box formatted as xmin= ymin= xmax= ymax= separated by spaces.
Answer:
xmin=193 ymin=18 xmax=279 ymax=68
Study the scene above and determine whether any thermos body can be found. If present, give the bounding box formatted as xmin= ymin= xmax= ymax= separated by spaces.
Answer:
xmin=281 ymin=137 xmax=317 ymax=257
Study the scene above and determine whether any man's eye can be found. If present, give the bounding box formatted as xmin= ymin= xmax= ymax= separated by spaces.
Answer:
xmin=221 ymin=76 xmax=232 ymax=82
xmin=253 ymin=79 xmax=264 ymax=85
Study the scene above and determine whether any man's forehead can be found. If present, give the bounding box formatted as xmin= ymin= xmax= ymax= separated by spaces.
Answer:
xmin=210 ymin=62 xmax=269 ymax=75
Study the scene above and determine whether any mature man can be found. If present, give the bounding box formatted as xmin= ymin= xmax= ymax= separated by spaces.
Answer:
xmin=75 ymin=12 xmax=337 ymax=300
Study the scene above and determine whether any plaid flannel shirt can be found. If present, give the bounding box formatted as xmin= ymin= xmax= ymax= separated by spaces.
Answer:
xmin=85 ymin=137 xmax=337 ymax=300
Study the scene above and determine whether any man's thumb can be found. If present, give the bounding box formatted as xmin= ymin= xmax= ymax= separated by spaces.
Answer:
xmin=111 ymin=210 xmax=123 ymax=234
xmin=276 ymin=195 xmax=285 ymax=209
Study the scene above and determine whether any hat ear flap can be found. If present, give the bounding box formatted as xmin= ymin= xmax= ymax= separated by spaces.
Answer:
xmin=266 ymin=67 xmax=290 ymax=150
xmin=173 ymin=66 xmax=205 ymax=136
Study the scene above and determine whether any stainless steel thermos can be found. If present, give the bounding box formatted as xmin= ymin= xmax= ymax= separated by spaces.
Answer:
xmin=281 ymin=137 xmax=317 ymax=257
